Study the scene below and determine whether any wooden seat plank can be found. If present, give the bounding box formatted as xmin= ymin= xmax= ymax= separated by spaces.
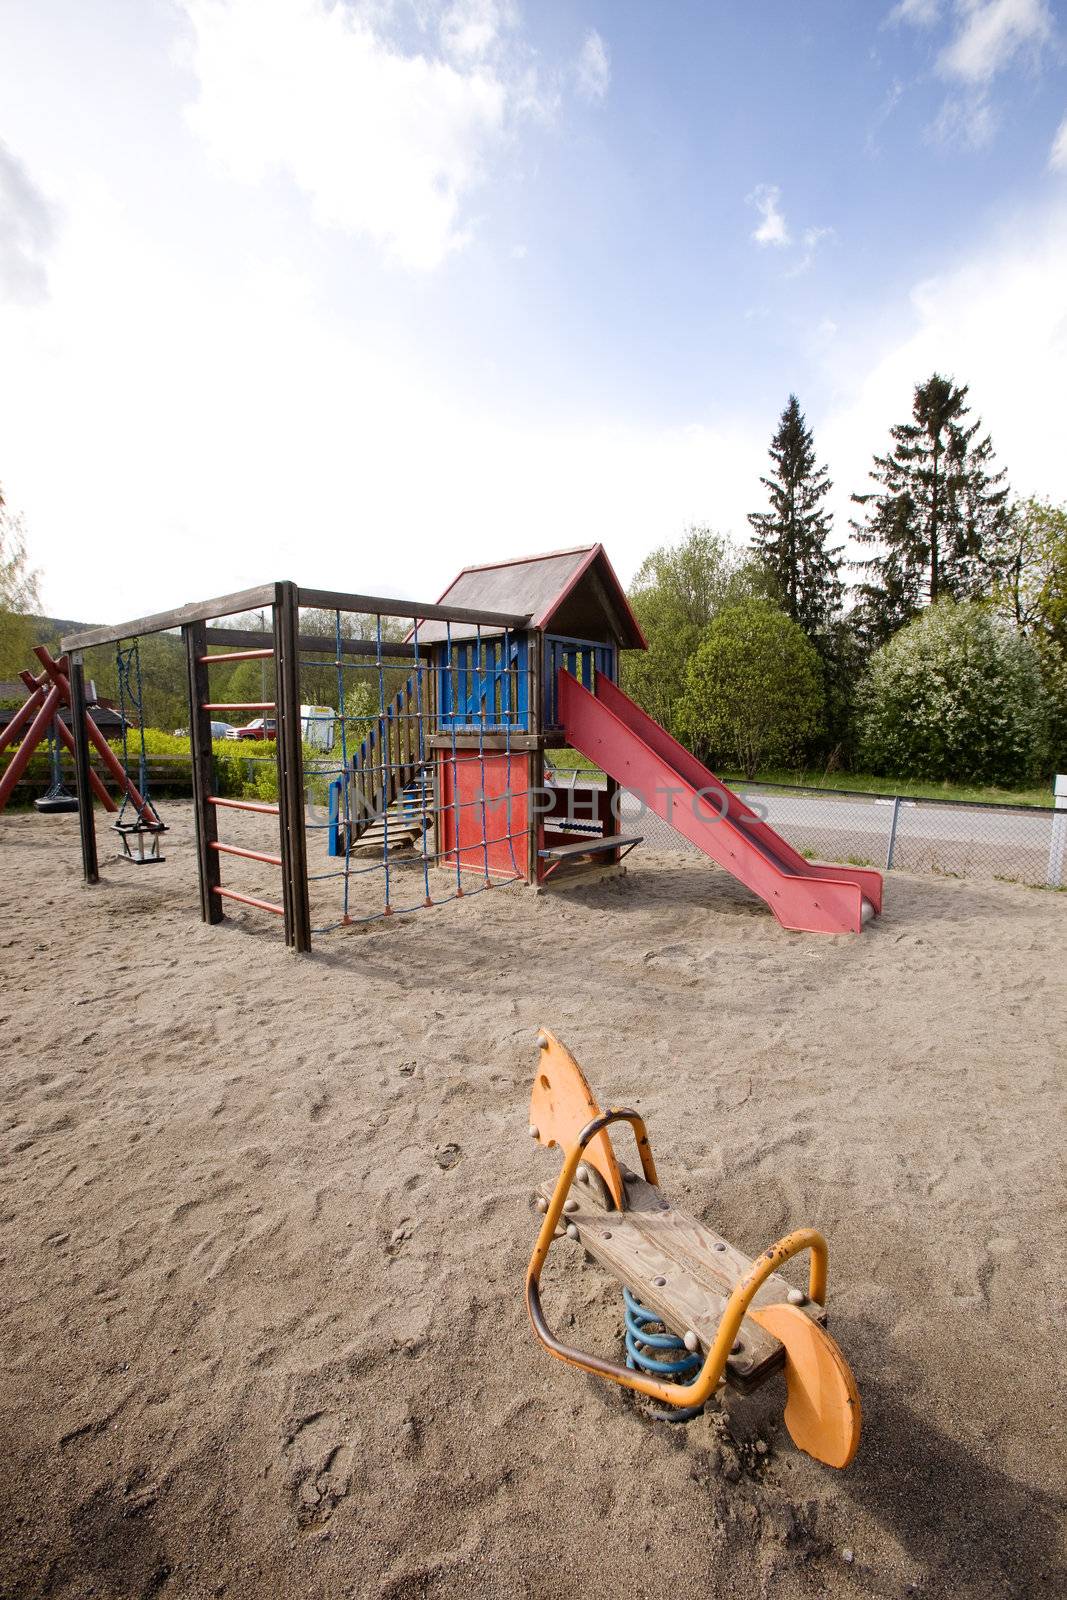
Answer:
xmin=538 ymin=1167 xmax=824 ymax=1393
xmin=539 ymin=834 xmax=642 ymax=861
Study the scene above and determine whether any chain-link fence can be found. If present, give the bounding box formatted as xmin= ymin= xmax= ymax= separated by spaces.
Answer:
xmin=552 ymin=768 xmax=1067 ymax=891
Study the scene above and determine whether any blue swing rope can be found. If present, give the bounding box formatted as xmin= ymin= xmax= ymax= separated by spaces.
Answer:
xmin=412 ymin=614 xmax=433 ymax=907
xmin=475 ymin=623 xmax=490 ymax=886
xmin=333 ymin=608 xmax=353 ymax=924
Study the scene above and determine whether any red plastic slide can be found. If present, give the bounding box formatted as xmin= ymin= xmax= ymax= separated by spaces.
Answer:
xmin=559 ymin=671 xmax=882 ymax=934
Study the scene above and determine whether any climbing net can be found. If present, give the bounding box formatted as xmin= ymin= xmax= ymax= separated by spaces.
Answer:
xmin=294 ymin=607 xmax=536 ymax=933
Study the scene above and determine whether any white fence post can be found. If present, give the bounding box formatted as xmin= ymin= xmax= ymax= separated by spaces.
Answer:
xmin=1047 ymin=775 xmax=1067 ymax=889
xmin=885 ymin=795 xmax=902 ymax=870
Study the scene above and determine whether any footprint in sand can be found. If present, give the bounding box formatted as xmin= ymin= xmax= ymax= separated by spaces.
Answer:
xmin=280 ymin=1410 xmax=356 ymax=1530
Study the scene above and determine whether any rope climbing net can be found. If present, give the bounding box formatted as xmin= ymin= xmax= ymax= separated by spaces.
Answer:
xmin=298 ymin=608 xmax=536 ymax=934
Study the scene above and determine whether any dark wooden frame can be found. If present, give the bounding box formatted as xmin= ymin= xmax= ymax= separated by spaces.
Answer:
xmin=184 ymin=620 xmax=222 ymax=924
xmin=68 ymin=653 xmax=99 ymax=885
xmin=58 ymin=580 xmax=540 ymax=952
xmin=273 ymin=583 xmax=312 ymax=953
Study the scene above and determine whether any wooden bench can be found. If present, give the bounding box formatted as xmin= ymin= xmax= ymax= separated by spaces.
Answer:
xmin=538 ymin=833 xmax=642 ymax=881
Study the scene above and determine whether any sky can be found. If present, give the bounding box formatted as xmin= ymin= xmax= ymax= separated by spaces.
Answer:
xmin=1 ymin=0 xmax=1066 ymax=625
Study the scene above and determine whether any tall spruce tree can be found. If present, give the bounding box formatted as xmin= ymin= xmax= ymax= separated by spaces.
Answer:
xmin=850 ymin=373 xmax=1009 ymax=643
xmin=748 ymin=395 xmax=843 ymax=637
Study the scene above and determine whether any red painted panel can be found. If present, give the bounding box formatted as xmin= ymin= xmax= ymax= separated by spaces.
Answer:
xmin=438 ymin=750 xmax=530 ymax=881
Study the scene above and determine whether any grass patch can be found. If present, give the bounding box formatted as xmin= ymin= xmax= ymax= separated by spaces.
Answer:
xmin=545 ymin=748 xmax=606 ymax=783
xmin=720 ymin=767 xmax=1055 ymax=809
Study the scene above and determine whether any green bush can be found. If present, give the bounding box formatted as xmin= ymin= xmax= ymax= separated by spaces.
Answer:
xmin=623 ymin=527 xmax=771 ymax=739
xmin=677 ymin=600 xmax=825 ymax=777
xmin=856 ymin=601 xmax=1047 ymax=785
xmin=139 ymin=727 xmax=193 ymax=756
xmin=137 ymin=726 xmax=281 ymax=801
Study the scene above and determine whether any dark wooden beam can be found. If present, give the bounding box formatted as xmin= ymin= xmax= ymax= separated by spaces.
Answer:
xmin=184 ymin=622 xmax=222 ymax=924
xmin=273 ymin=583 xmax=312 ymax=953
xmin=67 ymin=653 xmax=99 ymax=884
xmin=297 ymin=586 xmax=530 ymax=631
xmin=204 ymin=627 xmax=430 ymax=661
xmin=60 ymin=583 xmax=280 ymax=652
xmin=60 ymin=582 xmax=526 ymax=653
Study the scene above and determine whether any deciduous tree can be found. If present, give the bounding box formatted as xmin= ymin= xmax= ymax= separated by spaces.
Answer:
xmin=856 ymin=601 xmax=1046 ymax=786
xmin=0 ymin=484 xmax=41 ymax=679
xmin=622 ymin=527 xmax=769 ymax=739
xmin=677 ymin=599 xmax=824 ymax=777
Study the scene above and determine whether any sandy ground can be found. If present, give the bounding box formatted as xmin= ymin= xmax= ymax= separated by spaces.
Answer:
xmin=0 ymin=800 xmax=1065 ymax=1600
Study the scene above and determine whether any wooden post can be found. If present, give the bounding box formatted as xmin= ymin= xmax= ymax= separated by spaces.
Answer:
xmin=184 ymin=622 xmax=222 ymax=923
xmin=603 ymin=775 xmax=622 ymax=864
xmin=527 ymin=627 xmax=543 ymax=885
xmin=68 ymin=653 xmax=99 ymax=885
xmin=273 ymin=582 xmax=312 ymax=953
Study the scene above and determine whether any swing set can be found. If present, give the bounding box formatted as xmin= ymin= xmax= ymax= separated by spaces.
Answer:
xmin=0 ymin=643 xmax=166 ymax=861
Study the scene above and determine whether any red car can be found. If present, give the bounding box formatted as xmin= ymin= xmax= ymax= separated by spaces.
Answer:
xmin=226 ymin=717 xmax=277 ymax=741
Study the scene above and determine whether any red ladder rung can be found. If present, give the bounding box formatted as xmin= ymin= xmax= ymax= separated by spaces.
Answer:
xmin=211 ymin=841 xmax=283 ymax=866
xmin=208 ymin=796 xmax=280 ymax=815
xmin=213 ymin=886 xmax=284 ymax=915
xmin=199 ymin=649 xmax=274 ymax=664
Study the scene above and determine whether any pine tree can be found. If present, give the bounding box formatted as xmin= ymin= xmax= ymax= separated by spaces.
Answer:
xmin=748 ymin=395 xmax=843 ymax=638
xmin=850 ymin=373 xmax=1009 ymax=644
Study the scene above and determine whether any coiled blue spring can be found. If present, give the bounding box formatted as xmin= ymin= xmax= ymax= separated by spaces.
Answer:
xmin=623 ymin=1286 xmax=705 ymax=1423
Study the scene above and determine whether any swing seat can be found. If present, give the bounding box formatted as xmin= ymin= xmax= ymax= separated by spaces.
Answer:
xmin=35 ymin=791 xmax=79 ymax=814
xmin=113 ymin=816 xmax=167 ymax=864
xmin=525 ymin=1030 xmax=862 ymax=1469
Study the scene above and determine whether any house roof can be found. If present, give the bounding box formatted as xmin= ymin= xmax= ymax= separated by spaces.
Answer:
xmin=414 ymin=544 xmax=646 ymax=649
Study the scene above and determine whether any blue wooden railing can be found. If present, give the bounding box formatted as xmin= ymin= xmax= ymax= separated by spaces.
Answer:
xmin=543 ymin=636 xmax=617 ymax=729
xmin=437 ymin=634 xmax=529 ymax=731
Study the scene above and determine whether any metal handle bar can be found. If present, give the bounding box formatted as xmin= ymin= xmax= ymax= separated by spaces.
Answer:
xmin=525 ymin=1108 xmax=828 ymax=1410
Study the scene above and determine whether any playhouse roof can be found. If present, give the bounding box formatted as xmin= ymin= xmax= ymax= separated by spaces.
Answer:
xmin=416 ymin=544 xmax=646 ymax=649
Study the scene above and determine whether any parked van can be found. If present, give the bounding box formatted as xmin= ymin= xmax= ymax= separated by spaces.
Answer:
xmin=300 ymin=706 xmax=335 ymax=750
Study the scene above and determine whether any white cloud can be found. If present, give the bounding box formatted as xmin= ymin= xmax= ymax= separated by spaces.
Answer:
xmin=895 ymin=1 xmax=1056 ymax=152
xmin=1049 ymin=112 xmax=1067 ymax=170
xmin=0 ymin=182 xmax=765 ymax=622
xmin=928 ymin=90 xmax=1000 ymax=146
xmin=0 ymin=141 xmax=55 ymax=305
xmin=887 ymin=0 xmax=943 ymax=25
xmin=821 ymin=197 xmax=1067 ymax=541
xmin=4 ymin=177 xmax=1067 ymax=629
xmin=440 ymin=0 xmax=516 ymax=63
xmin=748 ymin=192 xmax=831 ymax=271
xmin=748 ymin=184 xmax=790 ymax=247
xmin=177 ymin=0 xmax=552 ymax=272
xmin=788 ymin=224 xmax=835 ymax=275
xmin=575 ymin=30 xmax=610 ymax=104
xmin=937 ymin=0 xmax=1053 ymax=84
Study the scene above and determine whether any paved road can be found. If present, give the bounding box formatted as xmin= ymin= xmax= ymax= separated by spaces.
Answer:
xmin=552 ymin=770 xmax=1064 ymax=886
